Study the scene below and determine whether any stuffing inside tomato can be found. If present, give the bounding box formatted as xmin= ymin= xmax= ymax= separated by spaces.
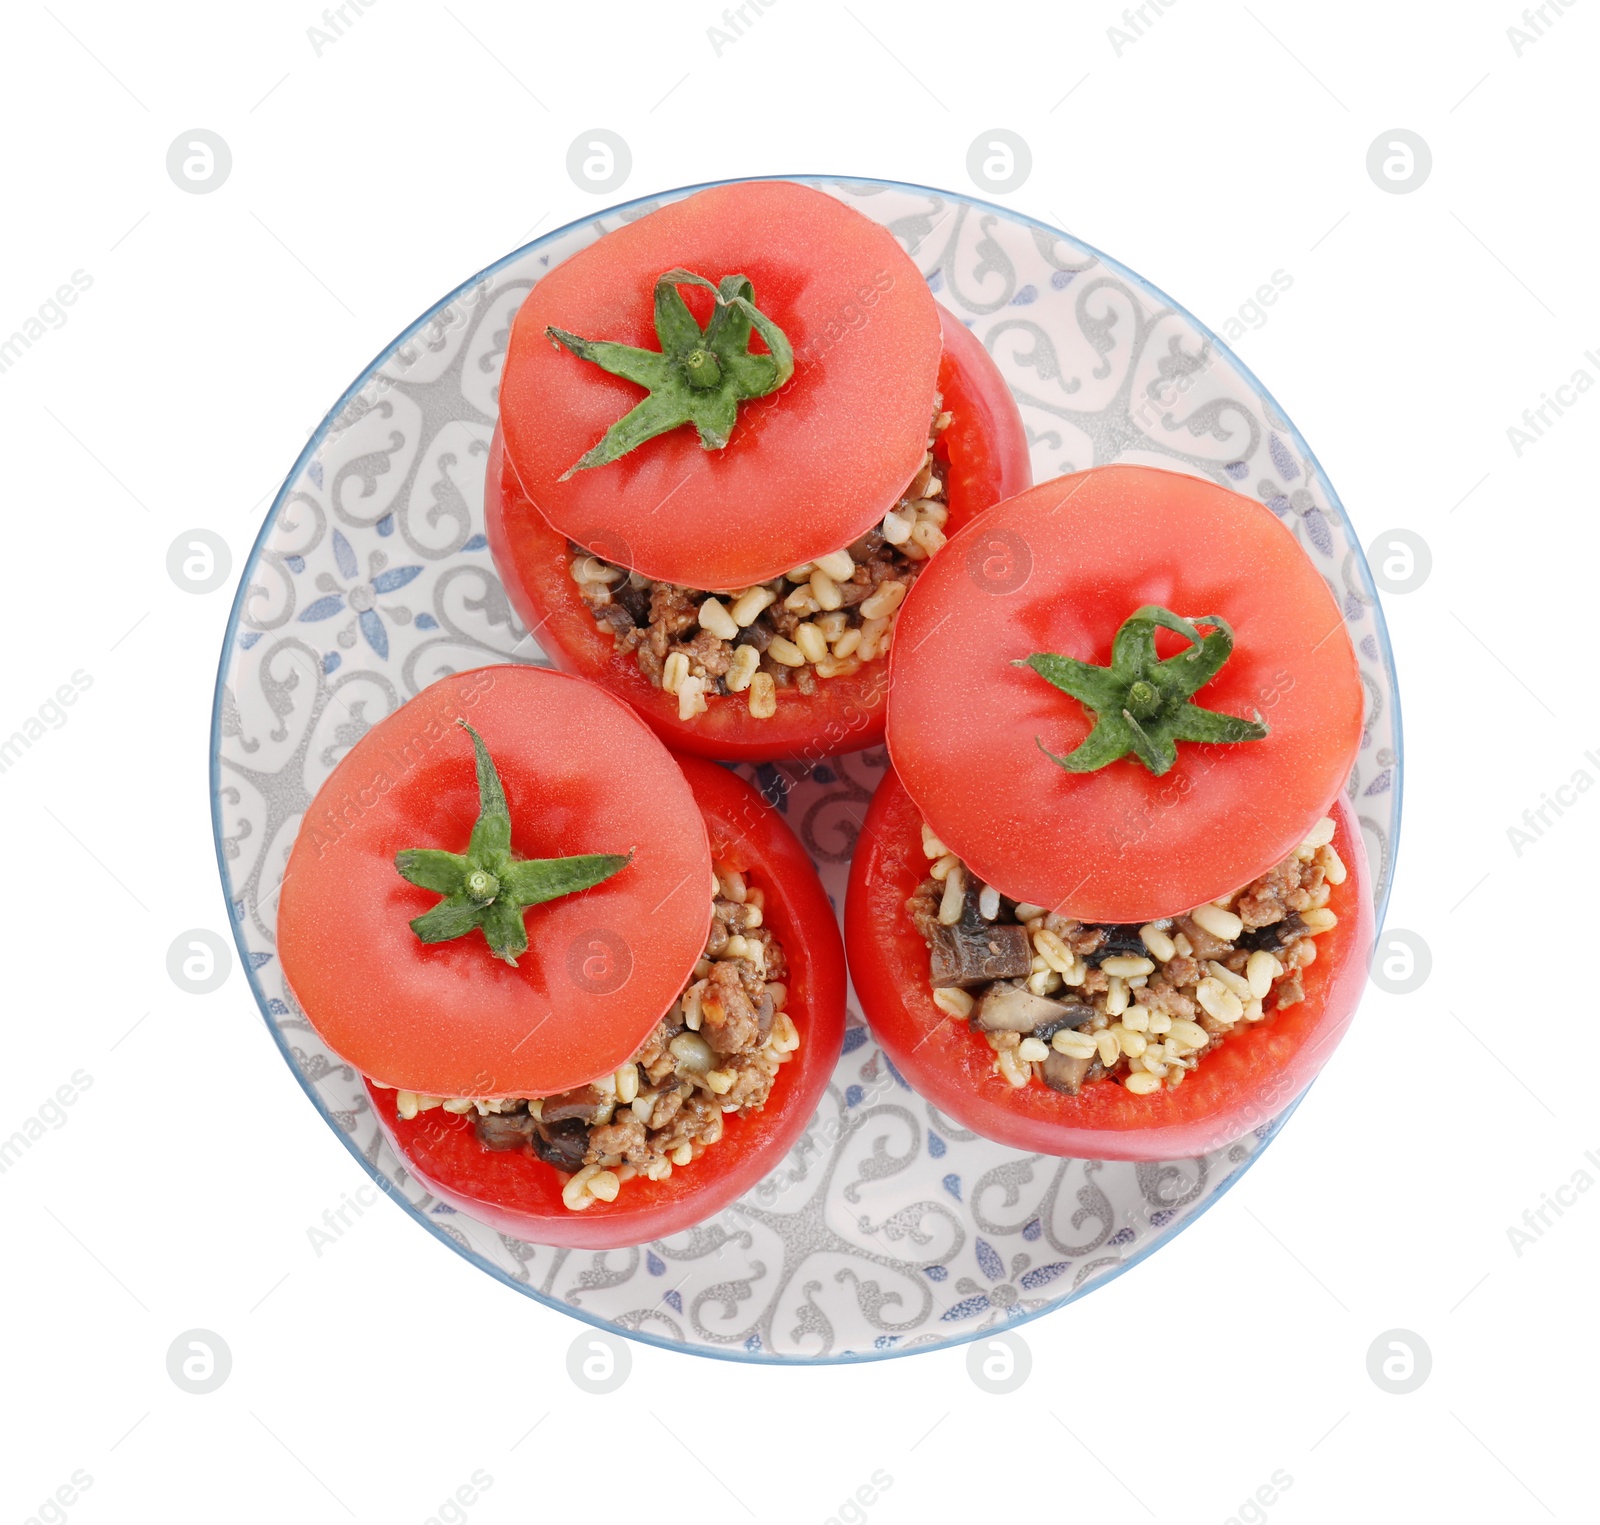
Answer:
xmin=846 ymin=765 xmax=1373 ymax=1160
xmin=367 ymin=755 xmax=847 ymax=1249
xmin=487 ymin=180 xmax=1030 ymax=761
xmin=885 ymin=466 xmax=1366 ymax=923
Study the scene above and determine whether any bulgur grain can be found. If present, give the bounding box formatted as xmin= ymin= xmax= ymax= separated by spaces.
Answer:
xmin=748 ymin=672 xmax=777 ymax=719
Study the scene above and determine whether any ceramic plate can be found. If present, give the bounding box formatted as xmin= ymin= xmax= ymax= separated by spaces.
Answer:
xmin=211 ymin=176 xmax=1401 ymax=1362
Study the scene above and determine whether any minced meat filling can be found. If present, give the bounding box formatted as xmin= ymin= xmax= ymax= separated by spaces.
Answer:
xmin=386 ymin=862 xmax=799 ymax=1211
xmin=569 ymin=403 xmax=952 ymax=721
xmin=906 ymin=817 xmax=1346 ymax=1097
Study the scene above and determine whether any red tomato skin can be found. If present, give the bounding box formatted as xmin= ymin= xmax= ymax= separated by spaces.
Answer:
xmin=485 ymin=303 xmax=1032 ymax=764
xmin=500 ymin=181 xmax=943 ymax=591
xmin=368 ymin=755 xmax=848 ymax=1249
xmin=845 ymin=765 xmax=1373 ymax=1161
xmin=278 ymin=665 xmax=713 ymax=1099
xmin=886 ymin=466 xmax=1365 ymax=922
xmin=934 ymin=304 xmax=1032 ymax=526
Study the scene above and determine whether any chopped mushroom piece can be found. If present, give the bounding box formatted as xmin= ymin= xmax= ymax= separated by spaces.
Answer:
xmin=538 ymin=1085 xmax=609 ymax=1125
xmin=1042 ymin=1050 xmax=1093 ymax=1095
xmin=928 ymin=885 xmax=1033 ymax=987
xmin=974 ymin=983 xmax=1079 ymax=1033
xmin=476 ymin=1111 xmax=537 ymax=1151
xmin=528 ymin=1118 xmax=591 ymax=1172
xmin=1239 ymin=915 xmax=1307 ymax=955
xmin=1029 ymin=1007 xmax=1095 ymax=1044
xmin=1081 ymin=925 xmax=1149 ymax=965
xmin=930 ymin=920 xmax=1033 ymax=988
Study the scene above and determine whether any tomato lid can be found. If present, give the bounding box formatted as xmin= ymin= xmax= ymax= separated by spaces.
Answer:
xmin=279 ymin=665 xmax=712 ymax=1097
xmin=499 ymin=180 xmax=942 ymax=591
xmin=886 ymin=466 xmax=1364 ymax=922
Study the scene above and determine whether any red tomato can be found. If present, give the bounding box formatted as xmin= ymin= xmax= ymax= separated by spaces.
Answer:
xmin=887 ymin=466 xmax=1364 ymax=922
xmin=499 ymin=180 xmax=943 ymax=591
xmin=367 ymin=755 xmax=848 ymax=1249
xmin=486 ymin=303 xmax=1032 ymax=763
xmin=932 ymin=304 xmax=1033 ymax=527
xmin=278 ymin=665 xmax=712 ymax=1099
xmin=845 ymin=765 xmax=1374 ymax=1160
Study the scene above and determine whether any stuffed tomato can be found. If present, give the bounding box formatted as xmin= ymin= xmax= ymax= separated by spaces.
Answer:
xmin=845 ymin=466 xmax=1374 ymax=1160
xmin=278 ymin=664 xmax=845 ymax=1248
xmin=486 ymin=178 xmax=1030 ymax=762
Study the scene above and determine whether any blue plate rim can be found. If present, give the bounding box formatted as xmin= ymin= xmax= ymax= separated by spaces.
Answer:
xmin=209 ymin=173 xmax=1401 ymax=1365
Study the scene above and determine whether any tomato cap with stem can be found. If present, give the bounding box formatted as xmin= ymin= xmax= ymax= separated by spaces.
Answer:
xmin=278 ymin=665 xmax=713 ymax=1099
xmin=499 ymin=179 xmax=945 ymax=590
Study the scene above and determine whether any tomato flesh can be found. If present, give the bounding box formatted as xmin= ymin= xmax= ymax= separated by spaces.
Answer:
xmin=486 ymin=303 xmax=1031 ymax=763
xmin=278 ymin=666 xmax=712 ymax=1099
xmin=500 ymin=180 xmax=943 ymax=591
xmin=845 ymin=765 xmax=1374 ymax=1160
xmin=887 ymin=466 xmax=1365 ymax=922
xmin=368 ymin=755 xmax=848 ymax=1249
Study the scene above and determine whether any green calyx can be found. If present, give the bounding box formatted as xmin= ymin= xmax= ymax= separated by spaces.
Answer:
xmin=1018 ymin=605 xmax=1269 ymax=778
xmin=394 ymin=721 xmax=631 ymax=967
xmin=547 ymin=268 xmax=795 ymax=478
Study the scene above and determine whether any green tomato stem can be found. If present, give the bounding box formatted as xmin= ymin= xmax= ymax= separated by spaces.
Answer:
xmin=682 ymin=348 xmax=722 ymax=389
xmin=549 ymin=268 xmax=794 ymax=476
xmin=1019 ymin=605 xmax=1269 ymax=778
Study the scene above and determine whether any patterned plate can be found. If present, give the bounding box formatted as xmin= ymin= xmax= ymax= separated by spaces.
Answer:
xmin=211 ymin=177 xmax=1401 ymax=1362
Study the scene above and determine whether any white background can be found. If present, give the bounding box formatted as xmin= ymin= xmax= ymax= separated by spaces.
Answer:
xmin=1 ymin=1 xmax=1594 ymax=1521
